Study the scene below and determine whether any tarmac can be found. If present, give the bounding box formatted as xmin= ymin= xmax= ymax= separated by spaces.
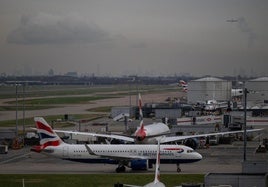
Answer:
xmin=0 ymin=140 xmax=267 ymax=174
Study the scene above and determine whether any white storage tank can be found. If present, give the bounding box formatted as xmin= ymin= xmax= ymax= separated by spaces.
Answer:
xmin=187 ymin=77 xmax=232 ymax=104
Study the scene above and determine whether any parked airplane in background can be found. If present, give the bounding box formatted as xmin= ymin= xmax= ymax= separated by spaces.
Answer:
xmin=134 ymin=93 xmax=170 ymax=143
xmin=169 ymin=80 xmax=188 ymax=92
xmin=55 ymin=93 xmax=171 ymax=144
xmin=123 ymin=139 xmax=165 ymax=187
xmin=32 ymin=117 xmax=202 ymax=173
xmin=178 ymin=80 xmax=188 ymax=92
xmin=54 ymin=92 xmax=261 ymax=145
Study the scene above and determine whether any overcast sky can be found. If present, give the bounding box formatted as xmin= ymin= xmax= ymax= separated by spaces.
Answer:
xmin=0 ymin=0 xmax=267 ymax=77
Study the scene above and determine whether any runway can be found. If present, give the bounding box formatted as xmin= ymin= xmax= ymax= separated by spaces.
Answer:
xmin=0 ymin=141 xmax=266 ymax=174
xmin=0 ymin=91 xmax=181 ymax=121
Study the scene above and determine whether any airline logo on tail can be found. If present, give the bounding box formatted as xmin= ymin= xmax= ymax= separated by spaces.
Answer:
xmin=179 ymin=80 xmax=188 ymax=92
xmin=34 ymin=117 xmax=62 ymax=150
xmin=135 ymin=94 xmax=147 ymax=142
xmin=135 ymin=120 xmax=146 ymax=141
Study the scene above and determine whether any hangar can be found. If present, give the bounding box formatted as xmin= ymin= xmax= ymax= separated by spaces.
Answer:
xmin=246 ymin=77 xmax=268 ymax=107
xmin=187 ymin=77 xmax=232 ymax=104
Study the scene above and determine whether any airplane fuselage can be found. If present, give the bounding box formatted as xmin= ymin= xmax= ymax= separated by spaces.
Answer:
xmin=134 ymin=123 xmax=170 ymax=143
xmin=41 ymin=144 xmax=202 ymax=165
xmin=140 ymin=123 xmax=170 ymax=136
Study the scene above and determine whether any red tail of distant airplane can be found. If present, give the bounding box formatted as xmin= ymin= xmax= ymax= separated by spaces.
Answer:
xmin=179 ymin=80 xmax=188 ymax=92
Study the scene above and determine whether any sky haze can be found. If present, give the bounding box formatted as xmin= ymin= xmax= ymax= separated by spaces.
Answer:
xmin=0 ymin=0 xmax=267 ymax=77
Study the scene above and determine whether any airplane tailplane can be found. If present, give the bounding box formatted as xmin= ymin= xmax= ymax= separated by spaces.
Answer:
xmin=34 ymin=117 xmax=63 ymax=150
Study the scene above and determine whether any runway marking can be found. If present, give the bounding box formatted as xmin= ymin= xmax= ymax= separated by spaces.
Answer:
xmin=0 ymin=152 xmax=32 ymax=164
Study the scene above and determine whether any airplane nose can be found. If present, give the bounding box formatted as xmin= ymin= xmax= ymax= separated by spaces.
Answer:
xmin=196 ymin=152 xmax=203 ymax=160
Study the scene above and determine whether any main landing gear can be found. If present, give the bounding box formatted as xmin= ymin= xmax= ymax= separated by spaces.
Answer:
xmin=177 ymin=163 xmax=181 ymax=173
xmin=116 ymin=165 xmax=126 ymax=173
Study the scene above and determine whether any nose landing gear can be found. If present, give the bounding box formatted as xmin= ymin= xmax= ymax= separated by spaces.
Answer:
xmin=177 ymin=163 xmax=181 ymax=173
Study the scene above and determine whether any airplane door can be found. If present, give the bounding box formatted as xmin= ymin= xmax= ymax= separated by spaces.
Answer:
xmin=63 ymin=146 xmax=69 ymax=158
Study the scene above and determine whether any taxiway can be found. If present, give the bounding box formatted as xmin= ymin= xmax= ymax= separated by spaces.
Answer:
xmin=0 ymin=141 xmax=266 ymax=174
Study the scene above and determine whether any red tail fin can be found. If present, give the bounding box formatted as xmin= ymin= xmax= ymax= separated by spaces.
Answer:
xmin=136 ymin=120 xmax=146 ymax=141
xmin=34 ymin=117 xmax=63 ymax=149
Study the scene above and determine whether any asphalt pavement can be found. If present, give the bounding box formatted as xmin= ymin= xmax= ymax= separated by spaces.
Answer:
xmin=0 ymin=141 xmax=266 ymax=174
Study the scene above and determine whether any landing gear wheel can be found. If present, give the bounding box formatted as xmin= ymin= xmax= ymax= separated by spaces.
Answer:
xmin=176 ymin=164 xmax=181 ymax=173
xmin=116 ymin=165 xmax=126 ymax=173
xmin=116 ymin=167 xmax=120 ymax=173
xmin=121 ymin=166 xmax=126 ymax=172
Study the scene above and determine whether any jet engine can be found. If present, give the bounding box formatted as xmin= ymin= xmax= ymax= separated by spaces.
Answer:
xmin=184 ymin=138 xmax=199 ymax=150
xmin=130 ymin=159 xmax=148 ymax=170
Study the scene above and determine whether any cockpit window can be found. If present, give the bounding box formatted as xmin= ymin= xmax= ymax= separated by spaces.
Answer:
xmin=187 ymin=150 xmax=195 ymax=153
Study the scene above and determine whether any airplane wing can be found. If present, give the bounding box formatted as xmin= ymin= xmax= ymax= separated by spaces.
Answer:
xmin=53 ymin=129 xmax=135 ymax=143
xmin=159 ymin=128 xmax=263 ymax=144
xmin=84 ymin=144 xmax=147 ymax=160
xmin=105 ymin=155 xmax=148 ymax=160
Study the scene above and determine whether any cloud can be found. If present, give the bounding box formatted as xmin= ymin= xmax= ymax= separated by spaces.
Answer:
xmin=7 ymin=13 xmax=110 ymax=45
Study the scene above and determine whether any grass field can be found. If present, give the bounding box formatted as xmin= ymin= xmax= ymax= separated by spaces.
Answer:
xmin=0 ymin=84 xmax=176 ymax=111
xmin=0 ymin=84 xmax=177 ymax=126
xmin=6 ymin=95 xmax=118 ymax=106
xmin=0 ymin=174 xmax=204 ymax=187
xmin=0 ymin=113 xmax=106 ymax=127
xmin=0 ymin=84 xmax=175 ymax=99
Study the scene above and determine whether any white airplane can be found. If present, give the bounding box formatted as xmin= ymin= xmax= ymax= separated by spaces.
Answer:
xmin=133 ymin=120 xmax=170 ymax=143
xmin=55 ymin=93 xmax=170 ymax=144
xmin=54 ymin=89 xmax=261 ymax=145
xmin=32 ymin=117 xmax=202 ymax=173
xmin=134 ymin=93 xmax=170 ymax=143
xmin=123 ymin=139 xmax=165 ymax=187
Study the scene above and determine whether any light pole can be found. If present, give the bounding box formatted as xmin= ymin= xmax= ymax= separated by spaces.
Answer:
xmin=22 ymin=83 xmax=25 ymax=136
xmin=243 ymin=87 xmax=248 ymax=161
xmin=15 ymin=83 xmax=18 ymax=136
